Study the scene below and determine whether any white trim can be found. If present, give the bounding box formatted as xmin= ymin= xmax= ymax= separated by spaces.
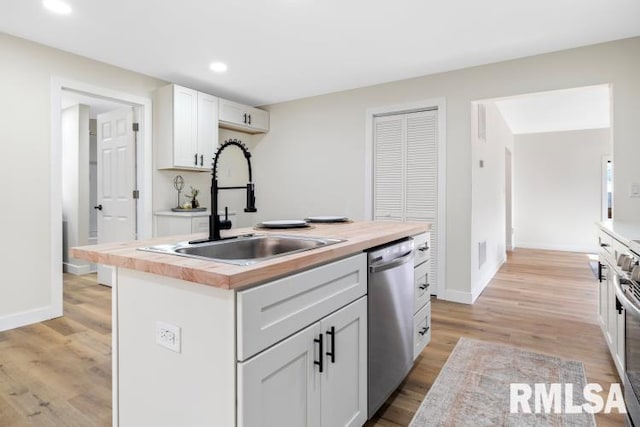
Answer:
xmin=0 ymin=305 xmax=61 ymax=332
xmin=63 ymin=262 xmax=97 ymax=275
xmin=471 ymin=254 xmax=506 ymax=303
xmin=602 ymin=155 xmax=612 ymax=221
xmin=47 ymin=77 xmax=153 ymax=328
xmin=364 ymin=97 xmax=447 ymax=299
xmin=440 ymin=289 xmax=473 ymax=305
xmin=515 ymin=243 xmax=598 ymax=253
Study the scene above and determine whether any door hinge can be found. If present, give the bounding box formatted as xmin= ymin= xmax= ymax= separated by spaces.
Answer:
xmin=132 ymin=190 xmax=140 ymax=199
xmin=132 ymin=123 xmax=139 ymax=132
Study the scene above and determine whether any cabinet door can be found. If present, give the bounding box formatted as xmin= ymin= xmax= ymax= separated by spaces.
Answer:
xmin=238 ymin=322 xmax=321 ymax=427
xmin=197 ymin=92 xmax=218 ymax=170
xmin=173 ymin=85 xmax=199 ymax=168
xmin=219 ymin=98 xmax=269 ymax=134
xmin=246 ymin=106 xmax=270 ymax=132
xmin=320 ymin=297 xmax=367 ymax=427
xmin=607 ymin=264 xmax=617 ymax=348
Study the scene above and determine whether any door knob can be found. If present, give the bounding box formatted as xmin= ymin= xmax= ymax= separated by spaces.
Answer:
xmin=94 ymin=204 xmax=103 ymax=211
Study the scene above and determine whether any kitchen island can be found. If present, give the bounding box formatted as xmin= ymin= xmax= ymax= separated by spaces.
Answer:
xmin=71 ymin=221 xmax=429 ymax=427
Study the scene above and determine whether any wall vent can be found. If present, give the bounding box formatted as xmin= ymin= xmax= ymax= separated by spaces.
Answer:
xmin=478 ymin=240 xmax=487 ymax=268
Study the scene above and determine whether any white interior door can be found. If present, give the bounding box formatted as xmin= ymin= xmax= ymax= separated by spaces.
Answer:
xmin=97 ymin=107 xmax=137 ymax=286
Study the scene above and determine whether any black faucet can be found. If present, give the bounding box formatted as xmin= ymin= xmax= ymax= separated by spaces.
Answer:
xmin=189 ymin=139 xmax=256 ymax=243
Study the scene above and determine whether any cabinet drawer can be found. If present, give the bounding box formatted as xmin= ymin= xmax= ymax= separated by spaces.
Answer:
xmin=598 ymin=231 xmax=613 ymax=256
xmin=191 ymin=216 xmax=209 ymax=234
xmin=413 ymin=232 xmax=430 ymax=267
xmin=414 ymin=260 xmax=430 ymax=313
xmin=413 ymin=302 xmax=431 ymax=360
xmin=237 ymin=253 xmax=367 ymax=361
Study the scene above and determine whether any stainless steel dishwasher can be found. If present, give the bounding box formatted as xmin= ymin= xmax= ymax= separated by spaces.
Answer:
xmin=367 ymin=237 xmax=415 ymax=418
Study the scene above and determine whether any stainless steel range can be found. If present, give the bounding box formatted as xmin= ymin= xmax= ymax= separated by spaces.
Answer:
xmin=614 ymin=249 xmax=640 ymax=426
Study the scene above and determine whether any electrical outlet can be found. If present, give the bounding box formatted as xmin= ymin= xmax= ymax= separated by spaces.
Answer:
xmin=630 ymin=183 xmax=640 ymax=198
xmin=156 ymin=321 xmax=181 ymax=353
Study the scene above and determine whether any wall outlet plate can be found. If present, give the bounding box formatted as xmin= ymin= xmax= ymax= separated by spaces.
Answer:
xmin=156 ymin=321 xmax=181 ymax=353
xmin=630 ymin=183 xmax=640 ymax=198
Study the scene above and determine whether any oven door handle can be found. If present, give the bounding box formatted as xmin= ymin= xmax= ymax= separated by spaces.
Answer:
xmin=614 ymin=273 xmax=640 ymax=318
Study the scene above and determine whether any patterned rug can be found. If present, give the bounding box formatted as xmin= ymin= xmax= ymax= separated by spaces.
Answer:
xmin=409 ymin=337 xmax=596 ymax=427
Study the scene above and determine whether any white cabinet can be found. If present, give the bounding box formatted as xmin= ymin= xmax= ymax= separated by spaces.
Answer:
xmin=238 ymin=322 xmax=321 ymax=427
xmin=219 ymin=98 xmax=269 ymax=134
xmin=597 ymin=228 xmax=626 ymax=380
xmin=238 ymin=297 xmax=367 ymax=427
xmin=154 ymin=84 xmax=218 ymax=171
xmin=237 ymin=254 xmax=367 ymax=427
xmin=154 ymin=211 xmax=212 ymax=237
xmin=413 ymin=232 xmax=431 ymax=360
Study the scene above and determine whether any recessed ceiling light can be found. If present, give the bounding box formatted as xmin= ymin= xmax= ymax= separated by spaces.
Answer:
xmin=209 ymin=62 xmax=228 ymax=73
xmin=43 ymin=0 xmax=72 ymax=14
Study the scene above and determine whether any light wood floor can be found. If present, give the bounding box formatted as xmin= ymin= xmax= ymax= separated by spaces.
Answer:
xmin=0 ymin=249 xmax=626 ymax=426
xmin=367 ymin=249 xmax=625 ymax=426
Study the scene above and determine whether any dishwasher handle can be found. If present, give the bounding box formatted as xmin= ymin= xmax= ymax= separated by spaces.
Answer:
xmin=369 ymin=251 xmax=413 ymax=273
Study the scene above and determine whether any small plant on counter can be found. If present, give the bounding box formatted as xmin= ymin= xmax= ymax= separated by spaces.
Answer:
xmin=188 ymin=187 xmax=200 ymax=208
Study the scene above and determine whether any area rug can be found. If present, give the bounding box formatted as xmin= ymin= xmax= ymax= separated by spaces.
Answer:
xmin=409 ymin=337 xmax=596 ymax=427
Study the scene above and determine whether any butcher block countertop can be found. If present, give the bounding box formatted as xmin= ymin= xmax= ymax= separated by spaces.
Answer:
xmin=71 ymin=221 xmax=430 ymax=290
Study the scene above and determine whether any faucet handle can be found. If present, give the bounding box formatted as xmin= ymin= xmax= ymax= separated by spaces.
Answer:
xmin=219 ymin=206 xmax=232 ymax=230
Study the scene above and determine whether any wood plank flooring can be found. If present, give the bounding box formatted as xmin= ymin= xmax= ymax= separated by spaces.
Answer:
xmin=0 ymin=249 xmax=626 ymax=426
xmin=367 ymin=249 xmax=625 ymax=426
xmin=0 ymin=273 xmax=111 ymax=426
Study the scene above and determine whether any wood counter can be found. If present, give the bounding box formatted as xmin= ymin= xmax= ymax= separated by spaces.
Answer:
xmin=70 ymin=220 xmax=430 ymax=290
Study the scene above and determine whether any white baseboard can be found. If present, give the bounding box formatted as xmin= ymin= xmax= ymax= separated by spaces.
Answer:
xmin=439 ymin=255 xmax=506 ymax=305
xmin=0 ymin=305 xmax=62 ymax=332
xmin=471 ymin=255 xmax=506 ymax=303
xmin=440 ymin=289 xmax=474 ymax=304
xmin=63 ymin=261 xmax=97 ymax=275
xmin=515 ymin=242 xmax=597 ymax=253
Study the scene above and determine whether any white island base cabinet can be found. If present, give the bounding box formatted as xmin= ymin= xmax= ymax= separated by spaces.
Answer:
xmin=238 ymin=296 xmax=368 ymax=427
xmin=113 ymin=253 xmax=368 ymax=427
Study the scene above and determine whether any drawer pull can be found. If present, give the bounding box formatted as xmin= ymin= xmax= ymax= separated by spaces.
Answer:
xmin=314 ymin=333 xmax=324 ymax=373
xmin=418 ymin=326 xmax=430 ymax=336
xmin=419 ymin=283 xmax=429 ymax=290
xmin=418 ymin=244 xmax=429 ymax=252
xmin=326 ymin=326 xmax=335 ymax=363
xmin=600 ymin=243 xmax=610 ymax=248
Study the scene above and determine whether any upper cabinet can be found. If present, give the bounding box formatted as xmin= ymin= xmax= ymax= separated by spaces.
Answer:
xmin=154 ymin=84 xmax=218 ymax=171
xmin=219 ymin=98 xmax=269 ymax=134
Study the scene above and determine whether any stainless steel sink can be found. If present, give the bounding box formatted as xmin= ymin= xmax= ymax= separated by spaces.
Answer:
xmin=138 ymin=234 xmax=345 ymax=266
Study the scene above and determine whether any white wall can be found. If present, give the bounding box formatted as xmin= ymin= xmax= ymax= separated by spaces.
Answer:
xmin=152 ymin=128 xmax=258 ymax=231
xmin=470 ymin=102 xmax=514 ymax=300
xmin=0 ymin=33 xmax=165 ymax=331
xmin=513 ymin=128 xmax=611 ymax=252
xmin=256 ymin=36 xmax=640 ymax=303
xmin=62 ymin=104 xmax=92 ymax=274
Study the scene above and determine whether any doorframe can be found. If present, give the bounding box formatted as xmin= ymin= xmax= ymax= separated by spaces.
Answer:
xmin=602 ymin=155 xmax=613 ymax=221
xmin=364 ymin=97 xmax=447 ymax=299
xmin=50 ymin=77 xmax=153 ymax=316
xmin=505 ymin=147 xmax=513 ymax=251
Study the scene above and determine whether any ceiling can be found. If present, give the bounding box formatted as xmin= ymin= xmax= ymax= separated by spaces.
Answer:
xmin=493 ymin=85 xmax=610 ymax=134
xmin=2 ymin=1 xmax=639 ymax=106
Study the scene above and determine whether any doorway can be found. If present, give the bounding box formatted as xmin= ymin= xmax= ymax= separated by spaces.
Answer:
xmin=51 ymin=79 xmax=153 ymax=312
xmin=61 ymin=91 xmax=136 ymax=283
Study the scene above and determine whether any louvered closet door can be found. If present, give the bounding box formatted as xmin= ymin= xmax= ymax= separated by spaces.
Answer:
xmin=373 ymin=115 xmax=404 ymax=221
xmin=405 ymin=111 xmax=438 ymax=294
xmin=373 ymin=109 xmax=438 ymax=295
